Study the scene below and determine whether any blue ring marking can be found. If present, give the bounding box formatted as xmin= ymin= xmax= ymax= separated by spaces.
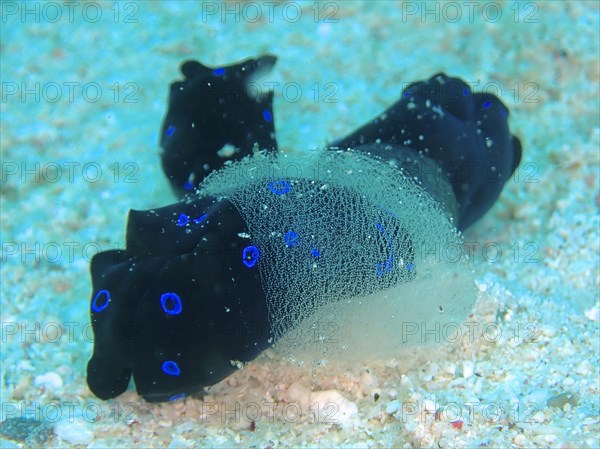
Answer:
xmin=375 ymin=223 xmax=395 ymax=277
xmin=162 ymin=361 xmax=181 ymax=377
xmin=169 ymin=393 xmax=186 ymax=401
xmin=160 ymin=292 xmax=182 ymax=315
xmin=406 ymin=262 xmax=415 ymax=272
xmin=311 ymin=248 xmax=320 ymax=257
xmin=213 ymin=68 xmax=225 ymax=76
xmin=263 ymin=109 xmax=272 ymax=122
xmin=177 ymin=213 xmax=189 ymax=226
xmin=183 ymin=181 xmax=194 ymax=191
xmin=194 ymin=213 xmax=208 ymax=224
xmin=165 ymin=125 xmax=175 ymax=137
xmin=268 ymin=180 xmax=291 ymax=195
xmin=377 ymin=206 xmax=399 ymax=220
xmin=242 ymin=245 xmax=259 ymax=268
xmin=92 ymin=289 xmax=110 ymax=312
xmin=482 ymin=101 xmax=491 ymax=109
xmin=284 ymin=230 xmax=299 ymax=247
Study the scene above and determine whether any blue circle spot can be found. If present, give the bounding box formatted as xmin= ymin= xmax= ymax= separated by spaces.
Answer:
xmin=385 ymin=257 xmax=394 ymax=271
xmin=92 ymin=289 xmax=110 ymax=312
xmin=194 ymin=213 xmax=208 ymax=224
xmin=262 ymin=109 xmax=272 ymax=122
xmin=177 ymin=213 xmax=189 ymax=226
xmin=284 ymin=230 xmax=299 ymax=247
xmin=482 ymin=101 xmax=491 ymax=109
xmin=169 ymin=393 xmax=186 ymax=401
xmin=213 ymin=68 xmax=225 ymax=76
xmin=165 ymin=125 xmax=175 ymax=137
xmin=406 ymin=262 xmax=415 ymax=272
xmin=375 ymin=222 xmax=394 ymax=277
xmin=242 ymin=245 xmax=259 ymax=268
xmin=268 ymin=180 xmax=291 ymax=195
xmin=183 ymin=181 xmax=194 ymax=191
xmin=311 ymin=248 xmax=320 ymax=257
xmin=462 ymin=88 xmax=469 ymax=96
xmin=162 ymin=361 xmax=181 ymax=377
xmin=161 ymin=292 xmax=182 ymax=315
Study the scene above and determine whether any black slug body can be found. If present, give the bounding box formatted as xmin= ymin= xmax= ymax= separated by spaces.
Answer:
xmin=160 ymin=55 xmax=278 ymax=197
xmin=331 ymin=74 xmax=522 ymax=230
xmin=87 ymin=197 xmax=271 ymax=402
xmin=87 ymin=55 xmax=522 ymax=402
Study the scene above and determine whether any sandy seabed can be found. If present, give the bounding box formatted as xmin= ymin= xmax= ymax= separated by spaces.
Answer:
xmin=1 ymin=1 xmax=599 ymax=448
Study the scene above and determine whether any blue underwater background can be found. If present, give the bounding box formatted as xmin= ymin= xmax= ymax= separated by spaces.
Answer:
xmin=1 ymin=1 xmax=599 ymax=448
